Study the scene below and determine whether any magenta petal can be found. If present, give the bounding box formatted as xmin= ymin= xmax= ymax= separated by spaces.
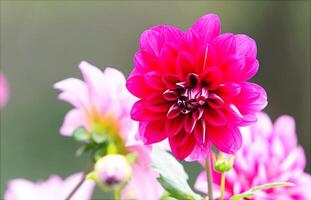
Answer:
xmin=212 ymin=33 xmax=236 ymax=57
xmin=131 ymin=100 xmax=164 ymax=121
xmin=235 ymin=34 xmax=257 ymax=58
xmin=167 ymin=104 xmax=181 ymax=119
xmin=145 ymin=92 xmax=170 ymax=113
xmin=207 ymin=125 xmax=242 ymax=153
xmin=165 ymin=115 xmax=184 ymax=137
xmin=140 ymin=29 xmax=161 ymax=57
xmin=201 ymin=66 xmax=223 ymax=90
xmin=215 ymin=83 xmax=241 ymax=100
xmin=144 ymin=71 xmax=165 ymax=91
xmin=273 ymin=115 xmax=297 ymax=152
xmin=186 ymin=142 xmax=211 ymax=161
xmin=139 ymin=120 xmax=167 ymax=145
xmin=194 ymin=119 xmax=207 ymax=144
xmin=126 ymin=74 xmax=152 ymax=98
xmin=176 ymin=52 xmax=195 ymax=79
xmin=191 ymin=14 xmax=221 ymax=43
xmin=233 ymin=82 xmax=267 ymax=114
xmin=207 ymin=93 xmax=224 ymax=109
xmin=169 ymin=131 xmax=196 ymax=160
xmin=204 ymin=108 xmax=227 ymax=126
xmin=184 ymin=114 xmax=197 ymax=133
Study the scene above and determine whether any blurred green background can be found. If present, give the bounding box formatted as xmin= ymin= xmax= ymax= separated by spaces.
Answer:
xmin=1 ymin=1 xmax=310 ymax=199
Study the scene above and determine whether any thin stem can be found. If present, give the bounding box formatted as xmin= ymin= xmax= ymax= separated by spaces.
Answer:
xmin=114 ymin=188 xmax=121 ymax=200
xmin=220 ymin=172 xmax=225 ymax=200
xmin=205 ymin=156 xmax=214 ymax=200
xmin=64 ymin=172 xmax=86 ymax=200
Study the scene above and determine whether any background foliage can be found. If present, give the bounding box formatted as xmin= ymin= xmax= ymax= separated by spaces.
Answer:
xmin=1 ymin=1 xmax=310 ymax=199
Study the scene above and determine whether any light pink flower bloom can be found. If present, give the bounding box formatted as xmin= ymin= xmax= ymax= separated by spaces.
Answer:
xmin=195 ymin=112 xmax=311 ymax=200
xmin=126 ymin=13 xmax=267 ymax=160
xmin=4 ymin=173 xmax=95 ymax=200
xmin=54 ymin=61 xmax=162 ymax=200
xmin=0 ymin=72 xmax=10 ymax=108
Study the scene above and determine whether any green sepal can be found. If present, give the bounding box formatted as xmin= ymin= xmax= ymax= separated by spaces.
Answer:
xmin=73 ymin=127 xmax=89 ymax=142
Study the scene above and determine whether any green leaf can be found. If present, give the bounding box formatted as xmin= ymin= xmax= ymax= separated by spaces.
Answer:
xmin=151 ymin=148 xmax=201 ymax=200
xmin=73 ymin=127 xmax=89 ymax=142
xmin=75 ymin=145 xmax=87 ymax=157
xmin=230 ymin=182 xmax=295 ymax=200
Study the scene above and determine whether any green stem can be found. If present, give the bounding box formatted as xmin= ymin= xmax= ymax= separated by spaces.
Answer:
xmin=205 ymin=156 xmax=214 ymax=200
xmin=114 ymin=188 xmax=121 ymax=200
xmin=220 ymin=172 xmax=225 ymax=200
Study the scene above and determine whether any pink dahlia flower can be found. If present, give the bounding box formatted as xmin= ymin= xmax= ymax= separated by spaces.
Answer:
xmin=4 ymin=173 xmax=95 ymax=200
xmin=126 ymin=14 xmax=267 ymax=160
xmin=54 ymin=61 xmax=162 ymax=200
xmin=195 ymin=112 xmax=311 ymax=200
xmin=0 ymin=72 xmax=10 ymax=108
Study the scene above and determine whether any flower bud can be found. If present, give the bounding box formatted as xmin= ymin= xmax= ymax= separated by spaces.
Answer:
xmin=214 ymin=153 xmax=235 ymax=173
xmin=95 ymin=154 xmax=132 ymax=189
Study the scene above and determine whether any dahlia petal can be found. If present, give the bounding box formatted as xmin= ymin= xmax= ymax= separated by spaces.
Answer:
xmin=184 ymin=29 xmax=200 ymax=54
xmin=126 ymin=74 xmax=153 ymax=98
xmin=139 ymin=121 xmax=167 ymax=145
xmin=221 ymin=57 xmax=246 ymax=82
xmin=241 ymin=58 xmax=259 ymax=81
xmin=250 ymin=112 xmax=273 ymax=138
xmin=162 ymin=89 xmax=179 ymax=101
xmin=152 ymin=25 xmax=184 ymax=44
xmin=204 ymin=108 xmax=227 ymax=126
xmin=207 ymin=93 xmax=224 ymax=109
xmin=165 ymin=115 xmax=184 ymax=137
xmin=167 ymin=104 xmax=181 ymax=119
xmin=191 ymin=14 xmax=221 ymax=43
xmin=79 ymin=61 xmax=110 ymax=110
xmin=159 ymin=45 xmax=178 ymax=73
xmin=212 ymin=33 xmax=236 ymax=59
xmin=134 ymin=52 xmax=149 ymax=73
xmin=140 ymin=29 xmax=161 ymax=57
xmin=169 ymin=131 xmax=196 ymax=160
xmin=54 ymin=77 xmax=89 ymax=110
xmin=184 ymin=114 xmax=197 ymax=133
xmin=131 ymin=100 xmax=164 ymax=121
xmin=235 ymin=34 xmax=257 ymax=58
xmin=273 ymin=115 xmax=297 ymax=152
xmin=162 ymin=74 xmax=180 ymax=89
xmin=144 ymin=71 xmax=165 ymax=91
xmin=215 ymin=83 xmax=241 ymax=100
xmin=280 ymin=146 xmax=306 ymax=174
xmin=194 ymin=119 xmax=207 ymax=144
xmin=185 ymin=142 xmax=211 ymax=161
xmin=233 ymin=82 xmax=267 ymax=114
xmin=60 ymin=109 xmax=86 ymax=136
xmin=176 ymin=52 xmax=195 ymax=79
xmin=201 ymin=66 xmax=223 ymax=90
xmin=207 ymin=125 xmax=242 ymax=153
xmin=145 ymin=92 xmax=170 ymax=112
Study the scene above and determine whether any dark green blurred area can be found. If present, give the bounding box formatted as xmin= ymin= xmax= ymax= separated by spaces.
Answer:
xmin=0 ymin=1 xmax=310 ymax=199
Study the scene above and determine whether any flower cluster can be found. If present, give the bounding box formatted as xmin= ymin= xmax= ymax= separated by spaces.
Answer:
xmin=3 ymin=13 xmax=310 ymax=200
xmin=195 ymin=112 xmax=311 ymax=199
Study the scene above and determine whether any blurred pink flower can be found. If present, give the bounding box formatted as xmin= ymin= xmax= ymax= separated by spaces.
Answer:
xmin=54 ymin=61 xmax=162 ymax=200
xmin=126 ymin=13 xmax=267 ymax=160
xmin=195 ymin=112 xmax=311 ymax=200
xmin=4 ymin=173 xmax=95 ymax=200
xmin=0 ymin=72 xmax=10 ymax=108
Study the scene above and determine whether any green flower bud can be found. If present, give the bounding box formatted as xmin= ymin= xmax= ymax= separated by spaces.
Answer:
xmin=214 ymin=153 xmax=235 ymax=173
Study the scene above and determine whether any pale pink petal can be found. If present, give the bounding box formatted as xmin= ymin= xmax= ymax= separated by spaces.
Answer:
xmin=60 ymin=173 xmax=95 ymax=200
xmin=4 ymin=179 xmax=38 ymax=200
xmin=60 ymin=109 xmax=87 ymax=136
xmin=0 ymin=72 xmax=10 ymax=108
xmin=273 ymin=115 xmax=297 ymax=152
xmin=54 ymin=78 xmax=89 ymax=110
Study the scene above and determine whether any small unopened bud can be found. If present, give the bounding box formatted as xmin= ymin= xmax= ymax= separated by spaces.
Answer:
xmin=95 ymin=154 xmax=132 ymax=189
xmin=214 ymin=153 xmax=235 ymax=173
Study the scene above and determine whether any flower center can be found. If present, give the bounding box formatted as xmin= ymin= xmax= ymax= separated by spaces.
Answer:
xmin=163 ymin=73 xmax=224 ymax=119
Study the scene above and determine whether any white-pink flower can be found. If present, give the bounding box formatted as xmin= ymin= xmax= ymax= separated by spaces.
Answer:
xmin=0 ymin=72 xmax=10 ymax=108
xmin=195 ymin=112 xmax=311 ymax=200
xmin=54 ymin=61 xmax=163 ymax=200
xmin=4 ymin=173 xmax=95 ymax=200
